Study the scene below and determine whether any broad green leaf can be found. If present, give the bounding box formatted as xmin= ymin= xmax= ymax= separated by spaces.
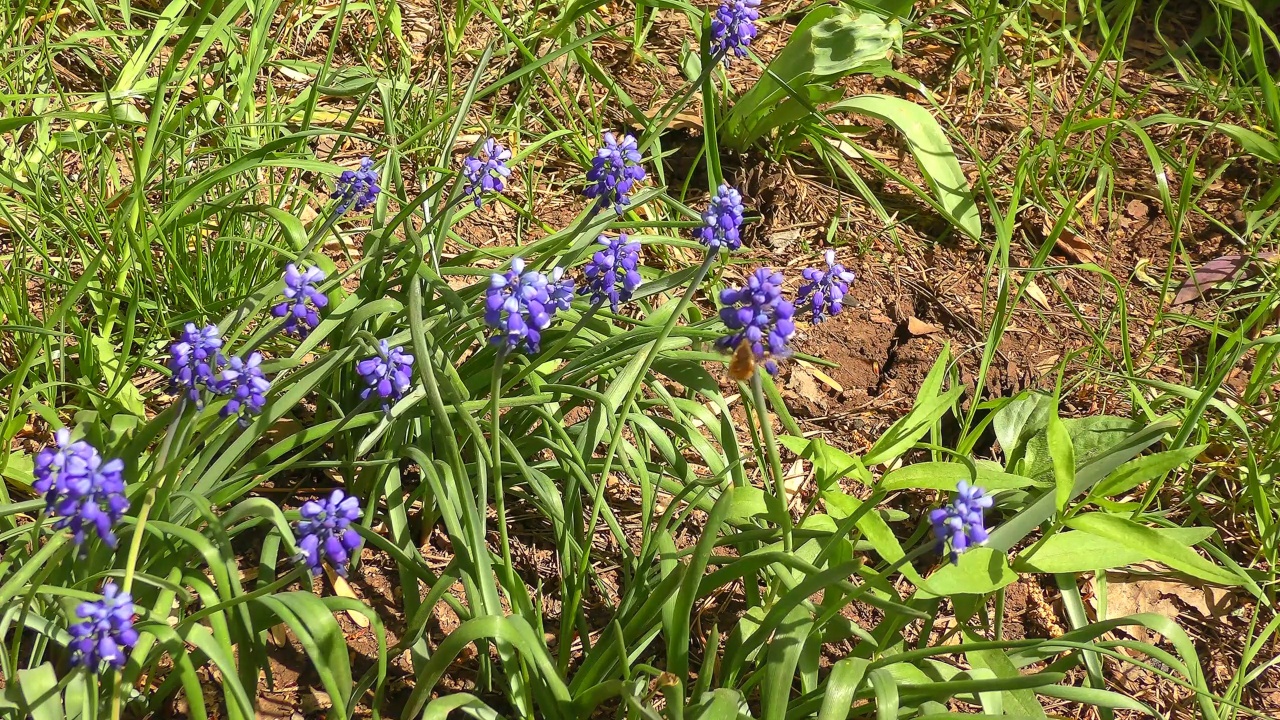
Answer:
xmin=918 ymin=548 xmax=1017 ymax=597
xmin=13 ymin=663 xmax=63 ymax=720
xmin=723 ymin=7 xmax=898 ymax=147
xmin=1064 ymin=513 xmax=1254 ymax=591
xmin=881 ymin=462 xmax=1040 ymax=491
xmin=1023 ymin=416 xmax=1141 ymax=479
xmin=992 ymin=392 xmax=1055 ymax=467
xmin=1092 ymin=445 xmax=1206 ymax=498
xmin=1013 ymin=527 xmax=1217 ymax=573
xmin=1046 ymin=415 xmax=1074 ymax=514
xmin=828 ymin=95 xmax=981 ymax=239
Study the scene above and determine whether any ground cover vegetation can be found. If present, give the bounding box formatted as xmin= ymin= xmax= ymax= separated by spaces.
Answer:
xmin=1 ymin=0 xmax=1279 ymax=718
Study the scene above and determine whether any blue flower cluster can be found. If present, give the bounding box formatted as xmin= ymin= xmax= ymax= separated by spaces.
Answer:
xmin=710 ymin=0 xmax=761 ymax=61
xmin=357 ymin=340 xmax=415 ymax=411
xmin=34 ymin=430 xmax=129 ymax=549
xmin=484 ymin=257 xmax=573 ymax=354
xmin=169 ymin=323 xmax=224 ymax=405
xmin=168 ymin=323 xmax=272 ymax=424
xmin=798 ymin=250 xmax=856 ymax=323
xmin=332 ymin=157 xmax=380 ymax=214
xmin=212 ymin=352 xmax=270 ymax=426
xmin=295 ymin=489 xmax=364 ymax=577
xmin=272 ymin=264 xmax=328 ymax=337
xmin=716 ymin=268 xmax=796 ymax=376
xmin=584 ymin=132 xmax=646 ymax=215
xmin=69 ymin=581 xmax=138 ymax=669
xmin=930 ymin=480 xmax=993 ymax=564
xmin=581 ymin=234 xmax=642 ymax=311
xmin=462 ymin=138 xmax=513 ymax=207
xmin=698 ymin=184 xmax=746 ymax=252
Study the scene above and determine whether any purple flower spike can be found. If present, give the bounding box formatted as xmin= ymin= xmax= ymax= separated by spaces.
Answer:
xmin=69 ymin=581 xmax=138 ymax=670
xmin=169 ymin=323 xmax=224 ymax=406
xmin=929 ymin=480 xmax=994 ymax=564
xmin=710 ymin=0 xmax=761 ymax=61
xmin=584 ymin=132 xmax=646 ymax=215
xmin=332 ymin=157 xmax=380 ymax=214
xmin=716 ymin=268 xmax=796 ymax=376
xmin=697 ymin=184 xmax=746 ymax=252
xmin=798 ymin=250 xmax=856 ymax=323
xmin=356 ymin=340 xmax=415 ymax=412
xmin=212 ymin=352 xmax=271 ymax=426
xmin=295 ymin=489 xmax=364 ymax=577
xmin=462 ymin=138 xmax=513 ymax=208
xmin=483 ymin=257 xmax=571 ymax=354
xmin=272 ymin=264 xmax=328 ymax=337
xmin=581 ymin=234 xmax=642 ymax=311
xmin=34 ymin=431 xmax=128 ymax=549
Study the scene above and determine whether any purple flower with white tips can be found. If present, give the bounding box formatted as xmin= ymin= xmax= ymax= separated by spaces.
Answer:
xmin=212 ymin=352 xmax=271 ymax=426
xmin=356 ymin=340 xmax=414 ymax=411
xmin=462 ymin=138 xmax=513 ymax=208
xmin=332 ymin=157 xmax=380 ymax=214
xmin=798 ymin=250 xmax=856 ymax=323
xmin=584 ymin=132 xmax=646 ymax=215
xmin=929 ymin=480 xmax=994 ymax=564
xmin=295 ymin=489 xmax=364 ymax=577
xmin=169 ymin=323 xmax=223 ymax=405
xmin=710 ymin=0 xmax=760 ymax=61
xmin=484 ymin=257 xmax=563 ymax=354
xmin=548 ymin=267 xmax=576 ymax=313
xmin=697 ymin=185 xmax=745 ymax=252
xmin=581 ymin=234 xmax=642 ymax=311
xmin=272 ymin=264 xmax=328 ymax=337
xmin=716 ymin=268 xmax=796 ymax=376
xmin=68 ymin=581 xmax=138 ymax=670
xmin=34 ymin=431 xmax=128 ymax=549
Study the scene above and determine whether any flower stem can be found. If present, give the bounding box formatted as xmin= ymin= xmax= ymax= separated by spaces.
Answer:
xmin=751 ymin=370 xmax=793 ymax=553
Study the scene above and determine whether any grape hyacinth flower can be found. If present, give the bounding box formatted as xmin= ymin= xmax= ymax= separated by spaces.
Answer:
xmin=584 ymin=132 xmax=646 ymax=215
xmin=295 ymin=489 xmax=364 ymax=577
xmin=929 ymin=480 xmax=994 ymax=564
xmin=331 ymin=156 xmax=380 ymax=214
xmin=484 ymin=257 xmax=558 ymax=354
xmin=356 ymin=340 xmax=415 ymax=411
xmin=272 ymin=264 xmax=328 ymax=337
xmin=697 ymin=184 xmax=745 ymax=252
xmin=548 ymin=267 xmax=576 ymax=314
xmin=797 ymin=250 xmax=856 ymax=323
xmin=34 ymin=431 xmax=128 ymax=549
xmin=212 ymin=352 xmax=271 ymax=426
xmin=716 ymin=268 xmax=796 ymax=376
xmin=710 ymin=0 xmax=761 ymax=61
xmin=169 ymin=323 xmax=223 ymax=405
xmin=68 ymin=581 xmax=138 ymax=670
xmin=581 ymin=234 xmax=642 ymax=311
xmin=461 ymin=138 xmax=513 ymax=208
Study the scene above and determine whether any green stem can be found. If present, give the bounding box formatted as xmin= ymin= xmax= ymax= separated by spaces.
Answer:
xmin=750 ymin=371 xmax=793 ymax=553
xmin=490 ymin=349 xmax=517 ymax=593
xmin=560 ymin=252 xmax=718 ymax=656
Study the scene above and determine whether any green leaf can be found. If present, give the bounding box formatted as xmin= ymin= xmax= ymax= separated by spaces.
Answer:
xmin=1023 ymin=416 xmax=1140 ymax=480
xmin=1046 ymin=415 xmax=1075 ymax=514
xmin=992 ymin=392 xmax=1055 ymax=467
xmin=919 ymin=547 xmax=1017 ymax=597
xmin=1092 ymin=445 xmax=1206 ymax=498
xmin=255 ymin=592 xmax=354 ymax=717
xmin=12 ymin=663 xmax=63 ymax=720
xmin=723 ymin=7 xmax=898 ymax=147
xmin=881 ymin=462 xmax=1041 ymax=492
xmin=1013 ymin=527 xmax=1217 ymax=573
xmin=827 ymin=95 xmax=981 ymax=239
xmin=986 ymin=419 xmax=1177 ymax=552
xmin=1064 ymin=513 xmax=1255 ymax=591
